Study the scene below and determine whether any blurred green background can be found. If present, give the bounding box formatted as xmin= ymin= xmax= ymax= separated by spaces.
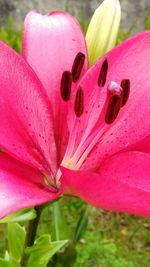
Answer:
xmin=0 ymin=0 xmax=150 ymax=34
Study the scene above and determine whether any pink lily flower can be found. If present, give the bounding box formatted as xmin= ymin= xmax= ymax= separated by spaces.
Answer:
xmin=0 ymin=11 xmax=150 ymax=219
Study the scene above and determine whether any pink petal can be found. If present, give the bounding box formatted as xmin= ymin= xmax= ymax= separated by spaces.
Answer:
xmin=0 ymin=40 xmax=57 ymax=176
xmin=23 ymin=10 xmax=88 ymax=100
xmin=74 ymin=31 xmax=150 ymax=170
xmin=0 ymin=153 xmax=60 ymax=218
xmin=22 ymin=11 xmax=88 ymax=162
xmin=61 ymin=151 xmax=150 ymax=217
xmin=128 ymin=135 xmax=150 ymax=154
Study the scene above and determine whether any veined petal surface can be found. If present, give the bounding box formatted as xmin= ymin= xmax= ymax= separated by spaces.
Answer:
xmin=0 ymin=153 xmax=60 ymax=219
xmin=67 ymin=31 xmax=150 ymax=170
xmin=61 ymin=151 xmax=150 ymax=217
xmin=23 ymin=11 xmax=88 ymax=101
xmin=23 ymin=11 xmax=88 ymax=162
xmin=0 ymin=40 xmax=57 ymax=176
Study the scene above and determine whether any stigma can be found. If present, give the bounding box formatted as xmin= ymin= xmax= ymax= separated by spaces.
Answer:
xmin=105 ymin=80 xmax=130 ymax=124
xmin=60 ymin=56 xmax=131 ymax=171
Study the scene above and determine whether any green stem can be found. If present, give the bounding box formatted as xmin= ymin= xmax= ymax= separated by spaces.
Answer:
xmin=53 ymin=202 xmax=60 ymax=241
xmin=20 ymin=206 xmax=43 ymax=267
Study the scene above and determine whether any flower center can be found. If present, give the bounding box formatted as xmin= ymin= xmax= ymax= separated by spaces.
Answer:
xmin=59 ymin=55 xmax=130 ymax=172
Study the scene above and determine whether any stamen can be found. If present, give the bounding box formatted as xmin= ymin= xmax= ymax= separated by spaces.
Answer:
xmin=120 ymin=79 xmax=130 ymax=107
xmin=98 ymin=58 xmax=108 ymax=87
xmin=74 ymin=86 xmax=84 ymax=117
xmin=72 ymin=52 xmax=85 ymax=82
xmin=60 ymin=71 xmax=72 ymax=101
xmin=105 ymin=81 xmax=122 ymax=124
xmin=105 ymin=95 xmax=121 ymax=124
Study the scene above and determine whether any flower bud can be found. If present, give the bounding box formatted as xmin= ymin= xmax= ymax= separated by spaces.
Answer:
xmin=86 ymin=0 xmax=121 ymax=66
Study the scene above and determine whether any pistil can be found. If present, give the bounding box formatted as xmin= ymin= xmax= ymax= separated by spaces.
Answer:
xmin=60 ymin=54 xmax=130 ymax=173
xmin=69 ymin=81 xmax=126 ymax=169
xmin=104 ymin=81 xmax=122 ymax=124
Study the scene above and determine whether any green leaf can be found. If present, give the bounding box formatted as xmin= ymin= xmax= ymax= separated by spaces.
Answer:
xmin=26 ymin=234 xmax=67 ymax=267
xmin=55 ymin=243 xmax=77 ymax=267
xmin=0 ymin=240 xmax=5 ymax=252
xmin=0 ymin=259 xmax=10 ymax=267
xmin=73 ymin=206 xmax=89 ymax=244
xmin=4 ymin=250 xmax=19 ymax=267
xmin=145 ymin=14 xmax=150 ymax=30
xmin=0 ymin=208 xmax=36 ymax=223
xmin=0 ymin=258 xmax=12 ymax=267
xmin=8 ymin=223 xmax=25 ymax=262
xmin=0 ymin=16 xmax=22 ymax=53
xmin=53 ymin=201 xmax=68 ymax=241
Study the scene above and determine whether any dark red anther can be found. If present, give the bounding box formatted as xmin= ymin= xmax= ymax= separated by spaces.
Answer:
xmin=120 ymin=79 xmax=130 ymax=107
xmin=98 ymin=58 xmax=108 ymax=87
xmin=72 ymin=52 xmax=85 ymax=82
xmin=60 ymin=71 xmax=72 ymax=101
xmin=105 ymin=95 xmax=121 ymax=124
xmin=74 ymin=86 xmax=84 ymax=117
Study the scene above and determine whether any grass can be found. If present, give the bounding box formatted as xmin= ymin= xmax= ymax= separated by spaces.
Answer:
xmin=35 ymin=198 xmax=150 ymax=267
xmin=0 ymin=16 xmax=22 ymax=52
xmin=1 ymin=198 xmax=150 ymax=267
